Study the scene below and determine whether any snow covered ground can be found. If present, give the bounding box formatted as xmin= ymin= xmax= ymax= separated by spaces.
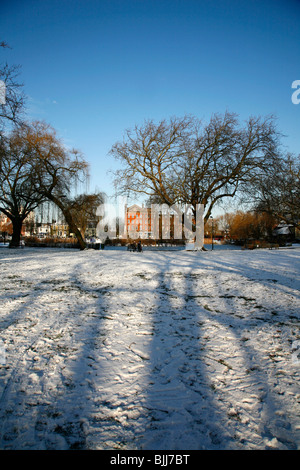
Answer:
xmin=0 ymin=245 xmax=299 ymax=450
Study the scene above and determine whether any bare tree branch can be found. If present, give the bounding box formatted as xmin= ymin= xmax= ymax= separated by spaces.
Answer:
xmin=110 ymin=113 xmax=280 ymax=223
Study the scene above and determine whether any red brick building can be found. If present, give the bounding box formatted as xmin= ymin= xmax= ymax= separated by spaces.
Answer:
xmin=125 ymin=204 xmax=152 ymax=239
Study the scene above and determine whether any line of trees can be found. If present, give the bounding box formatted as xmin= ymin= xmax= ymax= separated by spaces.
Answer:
xmin=211 ymin=210 xmax=279 ymax=243
xmin=0 ymin=42 xmax=103 ymax=249
xmin=1 ymin=41 xmax=299 ymax=250
xmin=111 ymin=114 xmax=299 ymax=237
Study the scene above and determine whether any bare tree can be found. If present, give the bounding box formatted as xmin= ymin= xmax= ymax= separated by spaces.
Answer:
xmin=0 ymin=129 xmax=46 ymax=247
xmin=251 ymin=153 xmax=300 ymax=230
xmin=0 ymin=43 xmax=33 ymax=246
xmin=0 ymin=121 xmax=90 ymax=249
xmin=67 ymin=192 xmax=105 ymax=237
xmin=111 ymin=113 xmax=280 ymax=225
xmin=0 ymin=45 xmax=93 ymax=249
xmin=217 ymin=210 xmax=276 ymax=243
xmin=23 ymin=121 xmax=90 ymax=249
xmin=0 ymin=41 xmax=26 ymax=129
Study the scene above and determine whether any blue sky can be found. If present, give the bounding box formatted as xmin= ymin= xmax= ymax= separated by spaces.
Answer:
xmin=1 ymin=0 xmax=300 ymax=202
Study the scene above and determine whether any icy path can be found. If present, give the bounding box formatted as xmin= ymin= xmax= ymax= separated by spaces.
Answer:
xmin=0 ymin=247 xmax=299 ymax=450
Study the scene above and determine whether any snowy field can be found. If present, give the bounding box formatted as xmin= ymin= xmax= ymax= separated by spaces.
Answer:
xmin=0 ymin=245 xmax=299 ymax=450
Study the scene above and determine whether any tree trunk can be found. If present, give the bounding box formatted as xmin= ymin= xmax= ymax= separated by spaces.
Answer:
xmin=9 ymin=217 xmax=23 ymax=248
xmin=49 ymin=195 xmax=86 ymax=250
xmin=63 ymin=208 xmax=86 ymax=250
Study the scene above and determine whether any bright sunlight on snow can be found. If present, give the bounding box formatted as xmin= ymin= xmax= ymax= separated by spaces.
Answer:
xmin=0 ymin=246 xmax=299 ymax=450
